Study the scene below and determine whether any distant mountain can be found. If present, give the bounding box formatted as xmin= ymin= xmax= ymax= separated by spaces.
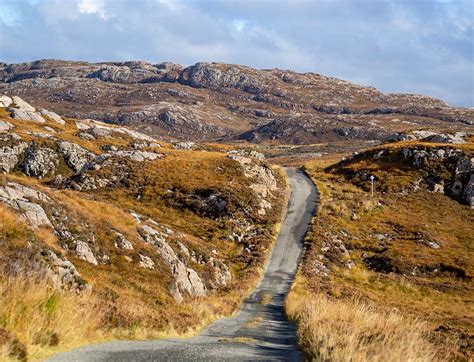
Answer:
xmin=1 ymin=59 xmax=472 ymax=143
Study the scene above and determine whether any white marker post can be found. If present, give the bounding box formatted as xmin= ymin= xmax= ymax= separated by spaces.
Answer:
xmin=370 ymin=175 xmax=375 ymax=197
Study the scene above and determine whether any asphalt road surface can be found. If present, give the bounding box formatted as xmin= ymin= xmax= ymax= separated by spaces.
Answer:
xmin=48 ymin=167 xmax=318 ymax=362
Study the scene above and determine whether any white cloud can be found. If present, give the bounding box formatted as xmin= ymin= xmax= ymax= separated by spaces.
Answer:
xmin=78 ymin=0 xmax=108 ymax=20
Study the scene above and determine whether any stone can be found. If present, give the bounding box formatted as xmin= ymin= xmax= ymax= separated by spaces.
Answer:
xmin=113 ymin=231 xmax=134 ymax=250
xmin=138 ymin=254 xmax=155 ymax=269
xmin=173 ymin=142 xmax=196 ymax=150
xmin=39 ymin=109 xmax=65 ymax=125
xmin=0 ymin=95 xmax=12 ymax=108
xmin=75 ymin=121 xmax=91 ymax=130
xmin=9 ymin=108 xmax=45 ymax=123
xmin=75 ymin=240 xmax=98 ymax=265
xmin=112 ymin=150 xmax=162 ymax=162
xmin=58 ymin=141 xmax=95 ymax=172
xmin=11 ymin=96 xmax=36 ymax=111
xmin=14 ymin=199 xmax=52 ymax=228
xmin=0 ymin=182 xmax=52 ymax=228
xmin=21 ymin=146 xmax=59 ymax=178
xmin=42 ymin=250 xmax=85 ymax=290
xmin=464 ymin=174 xmax=474 ymax=208
xmin=0 ymin=120 xmax=14 ymax=132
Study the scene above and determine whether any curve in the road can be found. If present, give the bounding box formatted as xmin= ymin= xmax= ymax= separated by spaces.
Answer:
xmin=48 ymin=167 xmax=318 ymax=362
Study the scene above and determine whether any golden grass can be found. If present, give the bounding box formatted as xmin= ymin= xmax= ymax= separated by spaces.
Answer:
xmin=0 ymin=276 xmax=102 ymax=361
xmin=286 ymin=277 xmax=440 ymax=362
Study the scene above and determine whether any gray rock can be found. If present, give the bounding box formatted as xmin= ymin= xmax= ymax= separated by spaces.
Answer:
xmin=75 ymin=240 xmax=98 ymax=265
xmin=464 ymin=174 xmax=474 ymax=208
xmin=21 ymin=146 xmax=59 ymax=178
xmin=173 ymin=142 xmax=196 ymax=150
xmin=112 ymin=150 xmax=162 ymax=162
xmin=42 ymin=250 xmax=85 ymax=290
xmin=9 ymin=108 xmax=45 ymax=123
xmin=58 ymin=141 xmax=95 ymax=172
xmin=426 ymin=133 xmax=466 ymax=144
xmin=113 ymin=230 xmax=134 ymax=250
xmin=0 ymin=182 xmax=53 ymax=228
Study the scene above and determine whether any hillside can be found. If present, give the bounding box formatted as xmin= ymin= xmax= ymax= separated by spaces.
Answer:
xmin=287 ymin=140 xmax=473 ymax=360
xmin=0 ymin=95 xmax=287 ymax=360
xmin=0 ymin=60 xmax=472 ymax=145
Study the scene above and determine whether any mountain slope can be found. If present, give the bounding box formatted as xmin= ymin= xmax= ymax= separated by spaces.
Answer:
xmin=0 ymin=95 xmax=287 ymax=360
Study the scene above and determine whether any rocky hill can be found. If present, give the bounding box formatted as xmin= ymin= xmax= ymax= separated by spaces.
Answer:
xmin=287 ymin=139 xmax=473 ymax=359
xmin=0 ymin=95 xmax=287 ymax=360
xmin=0 ymin=60 xmax=472 ymax=144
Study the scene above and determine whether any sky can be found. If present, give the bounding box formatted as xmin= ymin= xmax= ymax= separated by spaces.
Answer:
xmin=0 ymin=0 xmax=472 ymax=107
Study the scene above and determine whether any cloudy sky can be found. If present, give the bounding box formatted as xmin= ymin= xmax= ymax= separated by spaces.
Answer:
xmin=0 ymin=0 xmax=472 ymax=106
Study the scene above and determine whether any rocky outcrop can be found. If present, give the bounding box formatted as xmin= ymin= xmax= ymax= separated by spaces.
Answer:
xmin=39 ymin=109 xmax=65 ymax=125
xmin=58 ymin=141 xmax=95 ymax=172
xmin=0 ymin=136 xmax=28 ymax=172
xmin=20 ymin=145 xmax=59 ymax=178
xmin=228 ymin=155 xmax=277 ymax=215
xmin=138 ymin=224 xmax=206 ymax=302
xmin=0 ymin=182 xmax=52 ymax=228
xmin=42 ymin=250 xmax=85 ymax=290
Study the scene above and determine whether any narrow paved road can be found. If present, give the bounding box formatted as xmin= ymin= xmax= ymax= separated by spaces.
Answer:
xmin=49 ymin=167 xmax=318 ymax=362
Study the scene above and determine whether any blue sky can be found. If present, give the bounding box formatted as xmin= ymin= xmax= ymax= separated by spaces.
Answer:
xmin=0 ymin=0 xmax=472 ymax=107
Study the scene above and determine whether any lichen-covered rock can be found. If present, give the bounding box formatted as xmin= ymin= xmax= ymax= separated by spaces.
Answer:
xmin=21 ymin=145 xmax=59 ymax=178
xmin=58 ymin=141 xmax=95 ymax=173
xmin=228 ymin=155 xmax=277 ymax=214
xmin=113 ymin=150 xmax=163 ymax=162
xmin=11 ymin=96 xmax=35 ymax=111
xmin=464 ymin=174 xmax=474 ymax=208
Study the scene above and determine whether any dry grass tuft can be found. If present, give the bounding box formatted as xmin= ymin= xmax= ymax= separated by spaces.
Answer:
xmin=0 ymin=276 xmax=102 ymax=361
xmin=286 ymin=278 xmax=439 ymax=361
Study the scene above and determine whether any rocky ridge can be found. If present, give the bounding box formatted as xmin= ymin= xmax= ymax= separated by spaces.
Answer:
xmin=1 ymin=60 xmax=472 ymax=144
